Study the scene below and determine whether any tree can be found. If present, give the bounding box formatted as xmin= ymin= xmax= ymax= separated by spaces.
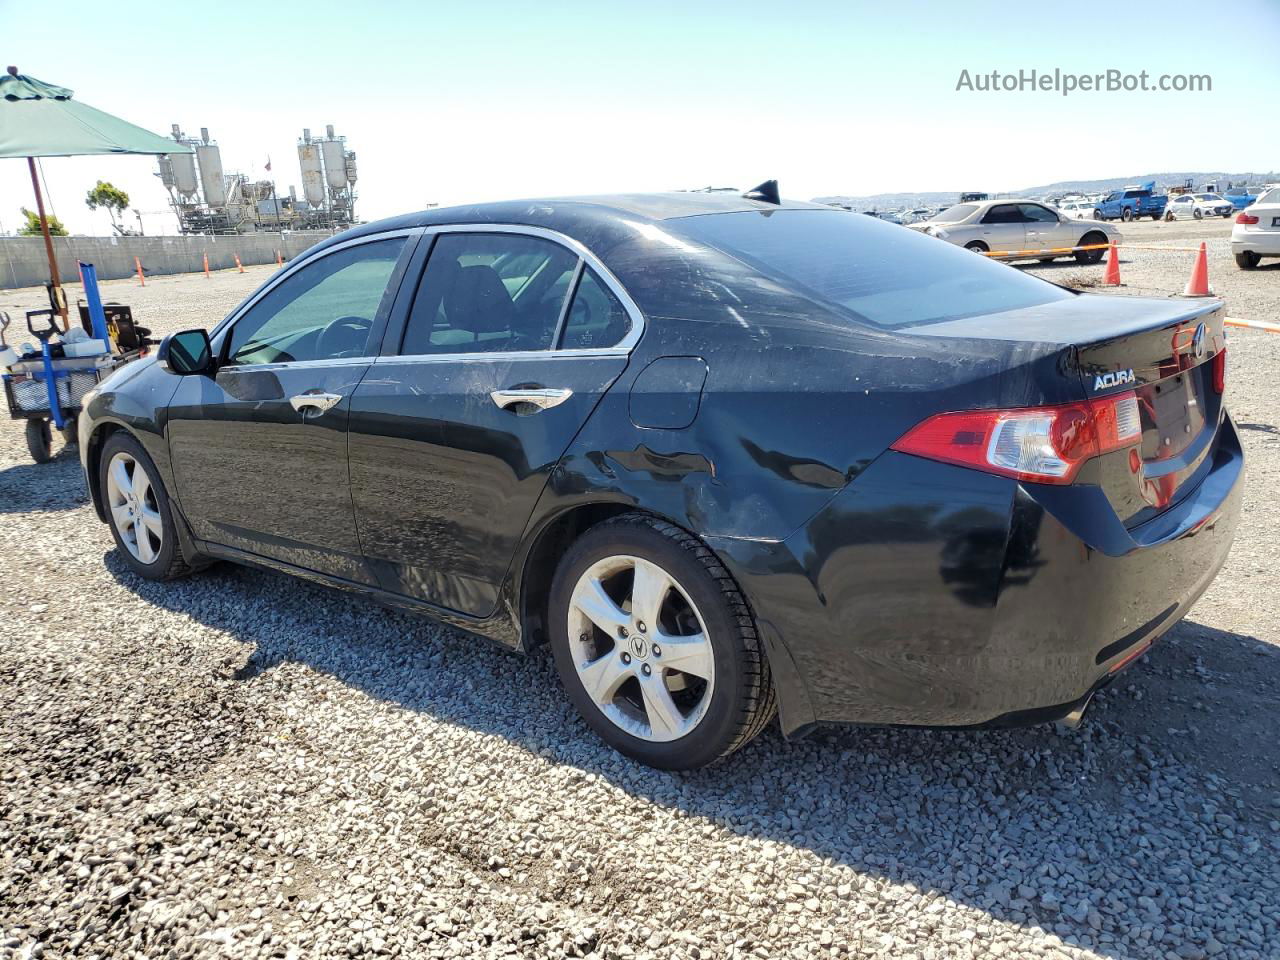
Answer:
xmin=85 ymin=180 xmax=130 ymax=233
xmin=18 ymin=207 xmax=68 ymax=237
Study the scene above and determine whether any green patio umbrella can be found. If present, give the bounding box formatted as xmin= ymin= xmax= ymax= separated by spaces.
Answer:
xmin=0 ymin=65 xmax=191 ymax=327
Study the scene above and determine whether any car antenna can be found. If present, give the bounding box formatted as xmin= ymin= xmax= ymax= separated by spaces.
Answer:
xmin=742 ymin=180 xmax=781 ymax=205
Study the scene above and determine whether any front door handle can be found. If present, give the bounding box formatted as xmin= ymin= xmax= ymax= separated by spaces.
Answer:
xmin=490 ymin=388 xmax=573 ymax=412
xmin=289 ymin=391 xmax=343 ymax=417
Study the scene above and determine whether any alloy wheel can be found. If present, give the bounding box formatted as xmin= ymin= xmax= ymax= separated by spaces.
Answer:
xmin=567 ymin=554 xmax=715 ymax=742
xmin=105 ymin=451 xmax=164 ymax=564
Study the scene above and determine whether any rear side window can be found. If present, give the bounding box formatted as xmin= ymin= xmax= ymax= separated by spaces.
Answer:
xmin=401 ymin=233 xmax=578 ymax=355
xmin=669 ymin=209 xmax=1071 ymax=329
xmin=561 ymin=268 xmax=630 ymax=350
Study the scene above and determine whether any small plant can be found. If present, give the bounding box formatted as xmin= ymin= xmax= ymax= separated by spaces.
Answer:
xmin=18 ymin=206 xmax=68 ymax=236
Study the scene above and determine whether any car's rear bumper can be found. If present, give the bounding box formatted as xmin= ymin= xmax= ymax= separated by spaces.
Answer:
xmin=709 ymin=417 xmax=1243 ymax=736
xmin=1232 ymin=230 xmax=1280 ymax=255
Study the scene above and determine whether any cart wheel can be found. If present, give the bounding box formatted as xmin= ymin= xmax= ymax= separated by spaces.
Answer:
xmin=26 ymin=419 xmax=52 ymax=464
xmin=60 ymin=415 xmax=79 ymax=447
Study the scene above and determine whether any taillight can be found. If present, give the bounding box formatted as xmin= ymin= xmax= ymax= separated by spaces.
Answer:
xmin=1212 ymin=347 xmax=1226 ymax=393
xmin=1235 ymin=212 xmax=1259 ymax=224
xmin=891 ymin=392 xmax=1141 ymax=485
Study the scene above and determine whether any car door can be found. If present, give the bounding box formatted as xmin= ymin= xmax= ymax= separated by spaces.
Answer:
xmin=976 ymin=203 xmax=1027 ymax=252
xmin=166 ymin=232 xmax=417 ymax=583
xmin=347 ymin=227 xmax=638 ymax=617
xmin=1019 ymin=203 xmax=1066 ymax=249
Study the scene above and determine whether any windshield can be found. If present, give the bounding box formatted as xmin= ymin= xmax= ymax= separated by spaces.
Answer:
xmin=1259 ymin=188 xmax=1280 ymax=204
xmin=669 ymin=209 xmax=1071 ymax=330
xmin=930 ymin=203 xmax=978 ymax=222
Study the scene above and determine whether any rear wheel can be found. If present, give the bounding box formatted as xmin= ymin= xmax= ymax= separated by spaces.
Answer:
xmin=99 ymin=432 xmax=194 ymax=581
xmin=25 ymin=419 xmax=52 ymax=464
xmin=60 ymin=415 xmax=79 ymax=447
xmin=1121 ymin=207 xmax=1134 ymax=222
xmin=1235 ymin=251 xmax=1261 ymax=270
xmin=1151 ymin=213 xmax=1162 ymax=220
xmin=549 ymin=514 xmax=775 ymax=770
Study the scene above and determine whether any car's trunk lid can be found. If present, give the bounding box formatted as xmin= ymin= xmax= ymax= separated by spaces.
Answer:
xmin=907 ymin=293 xmax=1228 ymax=524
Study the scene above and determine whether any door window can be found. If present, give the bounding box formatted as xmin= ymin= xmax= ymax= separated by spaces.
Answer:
xmin=1019 ymin=204 xmax=1059 ymax=223
xmin=981 ymin=204 xmax=1023 ymax=224
xmin=401 ymin=233 xmax=579 ymax=355
xmin=560 ymin=268 xmax=631 ymax=350
xmin=227 ymin=238 xmax=407 ymax=366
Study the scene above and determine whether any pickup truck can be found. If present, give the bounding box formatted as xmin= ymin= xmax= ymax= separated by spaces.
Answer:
xmin=1093 ymin=182 xmax=1168 ymax=222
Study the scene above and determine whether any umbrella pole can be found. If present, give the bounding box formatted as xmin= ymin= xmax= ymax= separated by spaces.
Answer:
xmin=27 ymin=156 xmax=68 ymax=331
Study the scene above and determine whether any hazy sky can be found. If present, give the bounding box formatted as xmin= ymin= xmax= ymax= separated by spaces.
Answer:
xmin=4 ymin=0 xmax=1279 ymax=235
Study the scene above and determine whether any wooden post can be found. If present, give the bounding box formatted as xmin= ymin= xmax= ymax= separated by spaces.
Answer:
xmin=27 ymin=156 xmax=68 ymax=331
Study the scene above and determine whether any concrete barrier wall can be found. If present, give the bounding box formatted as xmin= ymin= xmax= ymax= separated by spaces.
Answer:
xmin=0 ymin=231 xmax=342 ymax=289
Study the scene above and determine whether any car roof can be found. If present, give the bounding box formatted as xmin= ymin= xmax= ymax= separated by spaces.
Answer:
xmin=309 ymin=192 xmax=831 ymax=259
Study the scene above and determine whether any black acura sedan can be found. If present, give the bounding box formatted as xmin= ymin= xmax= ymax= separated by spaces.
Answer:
xmin=79 ymin=187 xmax=1242 ymax=769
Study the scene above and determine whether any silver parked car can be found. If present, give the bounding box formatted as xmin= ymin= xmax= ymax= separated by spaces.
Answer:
xmin=910 ymin=199 xmax=1122 ymax=263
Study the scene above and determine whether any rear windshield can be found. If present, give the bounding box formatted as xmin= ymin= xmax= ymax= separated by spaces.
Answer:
xmin=931 ymin=203 xmax=977 ymax=222
xmin=669 ymin=209 xmax=1071 ymax=329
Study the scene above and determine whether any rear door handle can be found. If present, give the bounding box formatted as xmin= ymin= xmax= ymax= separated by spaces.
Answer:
xmin=490 ymin=388 xmax=573 ymax=412
xmin=289 ymin=391 xmax=343 ymax=417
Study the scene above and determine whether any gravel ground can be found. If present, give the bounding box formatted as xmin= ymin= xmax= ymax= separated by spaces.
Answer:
xmin=1 ymin=246 xmax=1278 ymax=960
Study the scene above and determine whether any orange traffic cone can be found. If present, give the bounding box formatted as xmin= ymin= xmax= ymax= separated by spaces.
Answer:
xmin=1183 ymin=242 xmax=1210 ymax=296
xmin=203 ymin=252 xmax=210 ymax=279
xmin=1103 ymin=243 xmax=1121 ymax=286
xmin=275 ymin=249 xmax=283 ymax=267
xmin=134 ymin=256 xmax=146 ymax=287
xmin=234 ymin=253 xmax=245 ymax=274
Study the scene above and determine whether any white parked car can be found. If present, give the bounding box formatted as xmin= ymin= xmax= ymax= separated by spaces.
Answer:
xmin=911 ymin=199 xmax=1121 ymax=263
xmin=1059 ymin=200 xmax=1098 ymax=220
xmin=1232 ymin=187 xmax=1280 ymax=269
xmin=1164 ymin=193 xmax=1235 ymax=221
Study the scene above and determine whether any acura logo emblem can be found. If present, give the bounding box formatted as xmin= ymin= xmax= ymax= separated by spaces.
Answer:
xmin=1192 ymin=323 xmax=1207 ymax=360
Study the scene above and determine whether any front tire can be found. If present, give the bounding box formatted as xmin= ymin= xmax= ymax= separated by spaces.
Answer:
xmin=549 ymin=514 xmax=776 ymax=770
xmin=1165 ymin=210 xmax=1176 ymax=222
xmin=1194 ymin=208 xmax=1203 ymax=220
xmin=1075 ymin=231 xmax=1108 ymax=264
xmin=25 ymin=419 xmax=52 ymax=464
xmin=99 ymin=432 xmax=193 ymax=581
xmin=1092 ymin=210 xmax=1104 ymax=221
xmin=964 ymin=241 xmax=989 ymax=255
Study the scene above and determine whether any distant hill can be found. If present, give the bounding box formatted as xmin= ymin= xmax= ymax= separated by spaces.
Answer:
xmin=814 ymin=171 xmax=1278 ymax=211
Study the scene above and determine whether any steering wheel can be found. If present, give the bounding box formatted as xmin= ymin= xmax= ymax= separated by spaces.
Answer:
xmin=316 ymin=315 xmax=371 ymax=358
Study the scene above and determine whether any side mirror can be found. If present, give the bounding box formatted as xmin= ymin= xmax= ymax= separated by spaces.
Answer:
xmin=158 ymin=328 xmax=213 ymax=376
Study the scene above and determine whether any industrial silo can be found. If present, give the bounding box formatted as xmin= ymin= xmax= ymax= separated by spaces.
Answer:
xmin=298 ymin=130 xmax=326 ymax=208
xmin=195 ymin=130 xmax=226 ymax=207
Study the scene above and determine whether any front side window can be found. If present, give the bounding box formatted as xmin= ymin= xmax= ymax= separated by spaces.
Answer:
xmin=227 ymin=238 xmax=406 ymax=365
xmin=561 ymin=268 xmax=631 ymax=350
xmin=1019 ymin=204 xmax=1058 ymax=223
xmin=401 ymin=233 xmax=578 ymax=355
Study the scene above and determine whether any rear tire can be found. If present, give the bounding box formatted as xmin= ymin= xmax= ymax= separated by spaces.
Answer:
xmin=1235 ymin=251 xmax=1261 ymax=270
xmin=25 ymin=419 xmax=52 ymax=464
xmin=1121 ymin=207 xmax=1134 ymax=222
xmin=99 ymin=431 xmax=194 ymax=581
xmin=549 ymin=513 xmax=776 ymax=770
xmin=60 ymin=415 xmax=79 ymax=447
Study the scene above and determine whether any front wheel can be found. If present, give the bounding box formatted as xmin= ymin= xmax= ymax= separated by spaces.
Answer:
xmin=1092 ymin=210 xmax=1104 ymax=221
xmin=1165 ymin=210 xmax=1176 ymax=222
xmin=964 ymin=241 xmax=989 ymax=255
xmin=25 ymin=419 xmax=52 ymax=464
xmin=1193 ymin=208 xmax=1203 ymax=220
xmin=1075 ymin=232 xmax=1108 ymax=264
xmin=549 ymin=514 xmax=776 ymax=770
xmin=99 ymin=432 xmax=194 ymax=581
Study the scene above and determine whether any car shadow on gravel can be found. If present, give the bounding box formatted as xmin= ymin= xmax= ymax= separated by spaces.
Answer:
xmin=108 ymin=557 xmax=1280 ymax=958
xmin=0 ymin=444 xmax=89 ymax=513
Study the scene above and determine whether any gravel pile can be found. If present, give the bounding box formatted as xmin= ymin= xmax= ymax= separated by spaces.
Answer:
xmin=1 ymin=256 xmax=1278 ymax=959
